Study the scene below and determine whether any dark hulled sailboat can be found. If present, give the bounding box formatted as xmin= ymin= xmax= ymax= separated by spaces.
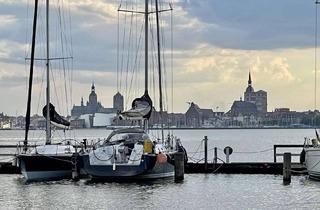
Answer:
xmin=17 ymin=0 xmax=75 ymax=181
xmin=79 ymin=0 xmax=185 ymax=181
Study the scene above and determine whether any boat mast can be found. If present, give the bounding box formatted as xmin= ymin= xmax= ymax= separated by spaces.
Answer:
xmin=155 ymin=0 xmax=164 ymax=142
xmin=144 ymin=0 xmax=149 ymax=131
xmin=144 ymin=0 xmax=149 ymax=95
xmin=24 ymin=0 xmax=39 ymax=151
xmin=45 ymin=0 xmax=51 ymax=144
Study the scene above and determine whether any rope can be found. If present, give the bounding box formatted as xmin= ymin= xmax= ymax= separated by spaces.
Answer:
xmin=290 ymin=169 xmax=308 ymax=174
xmin=188 ymin=146 xmax=273 ymax=155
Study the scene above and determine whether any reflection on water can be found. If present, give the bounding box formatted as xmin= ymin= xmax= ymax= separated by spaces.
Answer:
xmin=1 ymin=174 xmax=320 ymax=209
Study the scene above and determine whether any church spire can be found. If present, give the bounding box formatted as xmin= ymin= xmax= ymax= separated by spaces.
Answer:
xmin=91 ymin=81 xmax=95 ymax=92
xmin=248 ymin=71 xmax=252 ymax=86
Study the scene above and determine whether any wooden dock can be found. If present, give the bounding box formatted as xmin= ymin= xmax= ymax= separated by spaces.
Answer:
xmin=185 ymin=162 xmax=306 ymax=175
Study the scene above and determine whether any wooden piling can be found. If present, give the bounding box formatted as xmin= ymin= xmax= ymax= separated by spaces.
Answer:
xmin=283 ymin=152 xmax=291 ymax=185
xmin=204 ymin=136 xmax=208 ymax=171
xmin=71 ymin=153 xmax=79 ymax=181
xmin=174 ymin=152 xmax=184 ymax=182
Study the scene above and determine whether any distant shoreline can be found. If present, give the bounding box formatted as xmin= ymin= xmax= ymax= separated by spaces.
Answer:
xmin=0 ymin=127 xmax=317 ymax=131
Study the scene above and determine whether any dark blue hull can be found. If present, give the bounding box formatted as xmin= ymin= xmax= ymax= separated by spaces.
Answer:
xmin=81 ymin=154 xmax=174 ymax=181
xmin=18 ymin=154 xmax=72 ymax=181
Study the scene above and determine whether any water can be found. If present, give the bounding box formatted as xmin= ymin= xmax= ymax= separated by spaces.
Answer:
xmin=0 ymin=129 xmax=319 ymax=209
xmin=0 ymin=128 xmax=316 ymax=162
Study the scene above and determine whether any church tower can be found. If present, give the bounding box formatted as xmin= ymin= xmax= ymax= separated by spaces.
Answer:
xmin=113 ymin=92 xmax=124 ymax=112
xmin=88 ymin=82 xmax=98 ymax=113
xmin=243 ymin=71 xmax=268 ymax=113
xmin=244 ymin=71 xmax=255 ymax=103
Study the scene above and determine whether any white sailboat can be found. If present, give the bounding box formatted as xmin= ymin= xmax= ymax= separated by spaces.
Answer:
xmin=79 ymin=0 xmax=186 ymax=180
xmin=302 ymin=0 xmax=320 ymax=180
xmin=17 ymin=0 xmax=75 ymax=181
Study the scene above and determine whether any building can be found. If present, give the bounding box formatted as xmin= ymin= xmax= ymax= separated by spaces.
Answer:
xmin=244 ymin=72 xmax=267 ymax=113
xmin=71 ymin=83 xmax=121 ymax=117
xmin=225 ymin=100 xmax=259 ymax=127
xmin=71 ymin=83 xmax=104 ymax=117
xmin=113 ymin=92 xmax=124 ymax=112
xmin=228 ymin=100 xmax=258 ymax=117
xmin=185 ymin=102 xmax=215 ymax=127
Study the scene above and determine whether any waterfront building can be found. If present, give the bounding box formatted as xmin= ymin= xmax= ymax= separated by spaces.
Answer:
xmin=185 ymin=102 xmax=215 ymax=127
xmin=113 ymin=92 xmax=124 ymax=112
xmin=71 ymin=83 xmax=103 ymax=117
xmin=71 ymin=83 xmax=118 ymax=117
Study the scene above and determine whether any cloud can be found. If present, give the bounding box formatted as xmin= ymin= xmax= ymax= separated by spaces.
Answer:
xmin=181 ymin=0 xmax=315 ymax=50
xmin=0 ymin=0 xmax=318 ymax=115
xmin=0 ymin=15 xmax=17 ymax=28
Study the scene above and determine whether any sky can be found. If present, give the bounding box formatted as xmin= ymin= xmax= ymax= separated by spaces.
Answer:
xmin=0 ymin=0 xmax=319 ymax=115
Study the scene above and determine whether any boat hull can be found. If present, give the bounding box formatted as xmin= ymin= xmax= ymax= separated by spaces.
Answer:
xmin=305 ymin=148 xmax=320 ymax=179
xmin=18 ymin=154 xmax=73 ymax=181
xmin=81 ymin=154 xmax=174 ymax=181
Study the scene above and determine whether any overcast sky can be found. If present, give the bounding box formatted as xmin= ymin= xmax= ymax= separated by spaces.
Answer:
xmin=0 ymin=0 xmax=318 ymax=115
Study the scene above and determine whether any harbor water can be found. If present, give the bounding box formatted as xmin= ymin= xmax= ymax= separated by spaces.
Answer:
xmin=0 ymin=129 xmax=319 ymax=209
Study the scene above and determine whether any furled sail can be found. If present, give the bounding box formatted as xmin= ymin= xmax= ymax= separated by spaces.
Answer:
xmin=42 ymin=103 xmax=70 ymax=128
xmin=119 ymin=92 xmax=153 ymax=120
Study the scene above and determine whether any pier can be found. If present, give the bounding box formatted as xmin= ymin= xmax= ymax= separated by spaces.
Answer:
xmin=0 ymin=141 xmax=307 ymax=175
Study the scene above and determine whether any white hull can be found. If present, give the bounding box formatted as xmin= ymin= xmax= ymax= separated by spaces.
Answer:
xmin=305 ymin=148 xmax=320 ymax=179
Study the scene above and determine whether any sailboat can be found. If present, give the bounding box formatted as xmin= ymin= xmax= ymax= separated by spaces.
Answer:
xmin=302 ymin=0 xmax=320 ymax=180
xmin=79 ymin=0 xmax=185 ymax=180
xmin=17 ymin=0 xmax=75 ymax=181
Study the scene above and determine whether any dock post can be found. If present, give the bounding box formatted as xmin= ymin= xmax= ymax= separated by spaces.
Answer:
xmin=71 ymin=153 xmax=79 ymax=181
xmin=204 ymin=136 xmax=208 ymax=171
xmin=174 ymin=152 xmax=184 ymax=182
xmin=283 ymin=152 xmax=291 ymax=185
xmin=273 ymin=145 xmax=277 ymax=163
xmin=226 ymin=147 xmax=230 ymax=163
xmin=213 ymin=147 xmax=218 ymax=164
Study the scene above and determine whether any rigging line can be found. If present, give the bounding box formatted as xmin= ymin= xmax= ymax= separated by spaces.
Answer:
xmin=117 ymin=9 xmax=120 ymax=92
xmin=316 ymin=1 xmax=319 ymax=125
xmin=25 ymin=0 xmax=31 ymax=59
xmin=51 ymin=62 xmax=61 ymax=114
xmin=149 ymin=8 xmax=157 ymax=111
xmin=57 ymin=1 xmax=69 ymax=115
xmin=36 ymin=62 xmax=45 ymax=115
xmin=159 ymin=5 xmax=168 ymax=113
xmin=120 ymin=1 xmax=129 ymax=93
xmin=128 ymin=23 xmax=144 ymax=99
xmin=60 ymin=0 xmax=72 ymax=109
xmin=128 ymin=8 xmax=141 ymax=98
xmin=66 ymin=0 xmax=74 ymax=108
xmin=170 ymin=6 xmax=173 ymax=130
xmin=125 ymin=5 xmax=134 ymax=104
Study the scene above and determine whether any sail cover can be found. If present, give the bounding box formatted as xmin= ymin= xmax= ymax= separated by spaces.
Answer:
xmin=119 ymin=92 xmax=153 ymax=120
xmin=42 ymin=103 xmax=70 ymax=128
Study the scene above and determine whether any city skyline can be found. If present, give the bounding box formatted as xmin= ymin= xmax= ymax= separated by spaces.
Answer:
xmin=0 ymin=0 xmax=319 ymax=115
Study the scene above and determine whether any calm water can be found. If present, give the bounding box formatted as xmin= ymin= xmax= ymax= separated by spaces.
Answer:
xmin=0 ymin=129 xmax=319 ymax=209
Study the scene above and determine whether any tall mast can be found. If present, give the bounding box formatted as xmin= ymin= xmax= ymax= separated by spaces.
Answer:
xmin=144 ymin=0 xmax=149 ymax=94
xmin=45 ymin=0 xmax=51 ymax=144
xmin=24 ymin=0 xmax=39 ymax=151
xmin=155 ymin=0 xmax=164 ymax=142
